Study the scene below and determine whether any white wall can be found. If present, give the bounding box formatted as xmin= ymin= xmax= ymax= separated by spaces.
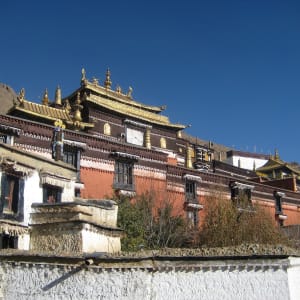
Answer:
xmin=23 ymin=171 xmax=43 ymax=225
xmin=0 ymin=257 xmax=296 ymax=300
xmin=226 ymin=156 xmax=267 ymax=170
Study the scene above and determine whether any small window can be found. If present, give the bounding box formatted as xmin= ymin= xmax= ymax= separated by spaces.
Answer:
xmin=185 ymin=180 xmax=197 ymax=203
xmin=230 ymin=182 xmax=254 ymax=210
xmin=0 ymin=134 xmax=13 ymax=145
xmin=113 ymin=160 xmax=134 ymax=191
xmin=1 ymin=174 xmax=19 ymax=214
xmin=63 ymin=145 xmax=78 ymax=168
xmin=43 ymin=185 xmax=62 ymax=204
xmin=274 ymin=191 xmax=286 ymax=214
xmin=0 ymin=234 xmax=18 ymax=249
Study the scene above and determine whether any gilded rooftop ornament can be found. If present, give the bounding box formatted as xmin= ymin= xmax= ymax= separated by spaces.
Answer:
xmin=127 ymin=86 xmax=133 ymax=99
xmin=116 ymin=85 xmax=122 ymax=94
xmin=19 ymin=88 xmax=25 ymax=102
xmin=73 ymin=92 xmax=83 ymax=122
xmin=92 ymin=77 xmax=99 ymax=85
xmin=81 ymin=68 xmax=87 ymax=83
xmin=42 ymin=89 xmax=49 ymax=106
xmin=55 ymin=86 xmax=62 ymax=106
xmin=104 ymin=68 xmax=112 ymax=89
xmin=64 ymin=99 xmax=71 ymax=112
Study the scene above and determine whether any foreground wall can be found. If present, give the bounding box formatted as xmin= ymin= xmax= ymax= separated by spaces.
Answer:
xmin=0 ymin=254 xmax=299 ymax=300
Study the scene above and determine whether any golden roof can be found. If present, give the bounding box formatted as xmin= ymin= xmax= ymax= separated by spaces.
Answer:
xmin=12 ymin=99 xmax=94 ymax=130
xmin=14 ymin=100 xmax=72 ymax=122
xmin=257 ymin=157 xmax=300 ymax=175
xmin=73 ymin=78 xmax=186 ymax=129
xmin=87 ymin=93 xmax=184 ymax=128
xmin=84 ymin=81 xmax=164 ymax=113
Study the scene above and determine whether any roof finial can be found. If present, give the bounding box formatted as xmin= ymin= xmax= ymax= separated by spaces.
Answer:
xmin=81 ymin=68 xmax=87 ymax=84
xmin=116 ymin=85 xmax=122 ymax=94
xmin=42 ymin=88 xmax=49 ymax=106
xmin=127 ymin=86 xmax=133 ymax=99
xmin=55 ymin=86 xmax=62 ymax=106
xmin=274 ymin=149 xmax=280 ymax=160
xmin=74 ymin=92 xmax=83 ymax=122
xmin=19 ymin=88 xmax=25 ymax=101
xmin=104 ymin=68 xmax=112 ymax=89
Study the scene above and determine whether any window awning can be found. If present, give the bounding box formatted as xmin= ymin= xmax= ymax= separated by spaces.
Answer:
xmin=183 ymin=174 xmax=202 ymax=182
xmin=40 ymin=173 xmax=71 ymax=189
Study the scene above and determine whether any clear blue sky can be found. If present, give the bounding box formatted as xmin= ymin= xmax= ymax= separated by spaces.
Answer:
xmin=1 ymin=1 xmax=300 ymax=162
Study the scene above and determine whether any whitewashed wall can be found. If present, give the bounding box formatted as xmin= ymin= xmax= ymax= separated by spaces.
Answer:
xmin=0 ymin=256 xmax=299 ymax=300
xmin=23 ymin=171 xmax=43 ymax=225
xmin=226 ymin=155 xmax=267 ymax=170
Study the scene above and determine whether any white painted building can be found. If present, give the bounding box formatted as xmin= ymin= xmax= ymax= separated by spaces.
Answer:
xmin=225 ymin=150 xmax=269 ymax=171
xmin=0 ymin=143 xmax=78 ymax=250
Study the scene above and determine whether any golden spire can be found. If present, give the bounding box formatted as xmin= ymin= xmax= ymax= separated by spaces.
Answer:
xmin=64 ymin=99 xmax=71 ymax=112
xmin=145 ymin=128 xmax=151 ymax=149
xmin=81 ymin=68 xmax=87 ymax=85
xmin=274 ymin=149 xmax=280 ymax=160
xmin=116 ymin=85 xmax=122 ymax=94
xmin=73 ymin=92 xmax=83 ymax=122
xmin=42 ymin=89 xmax=49 ymax=106
xmin=18 ymin=88 xmax=25 ymax=102
xmin=104 ymin=68 xmax=112 ymax=89
xmin=55 ymin=86 xmax=62 ymax=106
xmin=186 ymin=143 xmax=193 ymax=169
xmin=127 ymin=86 xmax=133 ymax=99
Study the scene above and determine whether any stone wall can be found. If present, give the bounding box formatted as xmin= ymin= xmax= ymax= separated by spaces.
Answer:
xmin=0 ymin=252 xmax=299 ymax=300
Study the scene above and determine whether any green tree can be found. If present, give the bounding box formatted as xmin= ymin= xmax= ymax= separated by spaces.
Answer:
xmin=116 ymin=191 xmax=191 ymax=251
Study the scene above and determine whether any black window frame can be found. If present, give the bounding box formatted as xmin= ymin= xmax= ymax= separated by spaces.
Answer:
xmin=230 ymin=182 xmax=253 ymax=210
xmin=113 ymin=159 xmax=135 ymax=191
xmin=0 ymin=173 xmax=24 ymax=221
xmin=43 ymin=184 xmax=62 ymax=204
xmin=185 ymin=180 xmax=197 ymax=203
xmin=0 ymin=234 xmax=18 ymax=249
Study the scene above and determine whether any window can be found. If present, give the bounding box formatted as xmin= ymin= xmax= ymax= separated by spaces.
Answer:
xmin=110 ymin=151 xmax=138 ymax=193
xmin=0 ymin=134 xmax=11 ymax=144
xmin=43 ymin=184 xmax=62 ymax=204
xmin=274 ymin=191 xmax=283 ymax=214
xmin=185 ymin=180 xmax=197 ymax=203
xmin=1 ymin=174 xmax=20 ymax=214
xmin=0 ymin=234 xmax=18 ymax=249
xmin=230 ymin=181 xmax=254 ymax=210
xmin=114 ymin=160 xmax=134 ymax=191
xmin=63 ymin=144 xmax=78 ymax=168
xmin=273 ymin=191 xmax=286 ymax=226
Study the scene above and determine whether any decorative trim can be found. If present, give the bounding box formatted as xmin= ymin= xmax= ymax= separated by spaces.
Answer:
xmin=40 ymin=173 xmax=71 ymax=189
xmin=0 ymin=221 xmax=28 ymax=235
xmin=124 ymin=119 xmax=152 ymax=129
xmin=63 ymin=139 xmax=87 ymax=150
xmin=186 ymin=203 xmax=203 ymax=210
xmin=183 ymin=174 xmax=202 ymax=182
xmin=118 ymin=190 xmax=136 ymax=198
xmin=75 ymin=182 xmax=85 ymax=189
xmin=275 ymin=191 xmax=285 ymax=198
xmin=110 ymin=151 xmax=139 ymax=161
xmin=278 ymin=214 xmax=288 ymax=220
xmin=231 ymin=182 xmax=255 ymax=190
xmin=0 ymin=124 xmax=21 ymax=136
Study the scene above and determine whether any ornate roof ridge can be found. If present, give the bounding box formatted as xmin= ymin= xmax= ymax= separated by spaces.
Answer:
xmin=87 ymin=93 xmax=185 ymax=129
xmin=15 ymin=99 xmax=71 ymax=121
xmin=83 ymin=80 xmax=164 ymax=113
